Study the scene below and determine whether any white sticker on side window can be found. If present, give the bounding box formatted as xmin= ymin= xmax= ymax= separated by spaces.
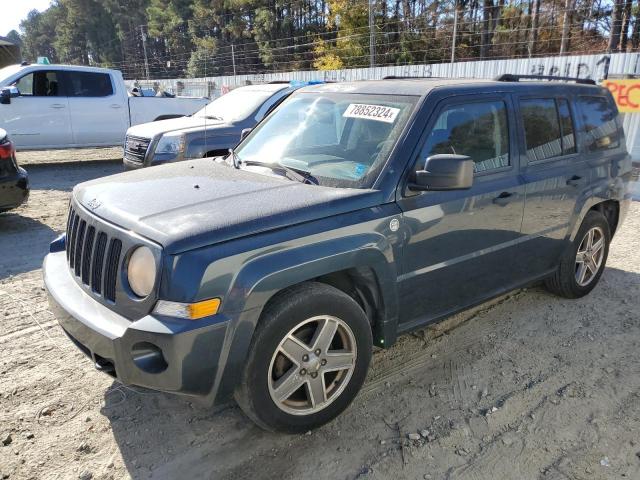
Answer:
xmin=343 ymin=104 xmax=400 ymax=123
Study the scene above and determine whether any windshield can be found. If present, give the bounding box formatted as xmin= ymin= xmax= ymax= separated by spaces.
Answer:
xmin=194 ymin=87 xmax=280 ymax=122
xmin=0 ymin=65 xmax=24 ymax=86
xmin=235 ymin=92 xmax=418 ymax=188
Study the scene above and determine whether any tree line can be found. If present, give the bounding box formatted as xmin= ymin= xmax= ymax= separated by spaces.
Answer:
xmin=11 ymin=0 xmax=640 ymax=79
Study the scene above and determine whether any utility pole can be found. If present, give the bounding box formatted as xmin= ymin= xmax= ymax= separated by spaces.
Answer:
xmin=231 ymin=44 xmax=237 ymax=76
xmin=369 ymin=0 xmax=375 ymax=69
xmin=140 ymin=25 xmax=150 ymax=80
xmin=451 ymin=8 xmax=458 ymax=64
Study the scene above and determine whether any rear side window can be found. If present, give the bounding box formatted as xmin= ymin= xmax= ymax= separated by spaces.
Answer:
xmin=422 ymin=101 xmax=509 ymax=173
xmin=66 ymin=72 xmax=113 ymax=97
xmin=577 ymin=96 xmax=620 ymax=151
xmin=520 ymin=97 xmax=576 ymax=161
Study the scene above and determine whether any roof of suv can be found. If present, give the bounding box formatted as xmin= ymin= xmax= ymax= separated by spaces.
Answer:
xmin=300 ymin=77 xmax=606 ymax=97
xmin=234 ymin=83 xmax=292 ymax=93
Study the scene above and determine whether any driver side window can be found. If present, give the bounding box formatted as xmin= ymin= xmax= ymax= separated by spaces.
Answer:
xmin=14 ymin=71 xmax=62 ymax=97
xmin=421 ymin=101 xmax=510 ymax=173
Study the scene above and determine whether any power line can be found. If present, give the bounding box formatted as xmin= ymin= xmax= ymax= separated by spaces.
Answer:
xmin=38 ymin=0 xmax=625 ymax=80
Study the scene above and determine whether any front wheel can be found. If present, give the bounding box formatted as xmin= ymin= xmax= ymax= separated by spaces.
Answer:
xmin=235 ymin=282 xmax=372 ymax=433
xmin=545 ymin=210 xmax=611 ymax=298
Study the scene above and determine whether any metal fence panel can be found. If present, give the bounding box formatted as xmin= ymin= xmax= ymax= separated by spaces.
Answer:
xmin=125 ymin=53 xmax=640 ymax=159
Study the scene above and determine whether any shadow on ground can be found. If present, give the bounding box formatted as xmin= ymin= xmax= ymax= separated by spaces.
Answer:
xmin=26 ymin=161 xmax=122 ymax=192
xmin=0 ymin=214 xmax=57 ymax=280
xmin=0 ymin=162 xmax=122 ymax=279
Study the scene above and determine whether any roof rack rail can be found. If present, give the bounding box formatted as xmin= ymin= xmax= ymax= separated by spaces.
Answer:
xmin=494 ymin=74 xmax=596 ymax=85
xmin=267 ymin=80 xmax=290 ymax=84
xmin=382 ymin=75 xmax=441 ymax=80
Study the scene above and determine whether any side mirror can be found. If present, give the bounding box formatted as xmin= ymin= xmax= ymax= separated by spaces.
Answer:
xmin=240 ymin=128 xmax=252 ymax=141
xmin=0 ymin=88 xmax=10 ymax=104
xmin=0 ymin=87 xmax=19 ymax=105
xmin=409 ymin=154 xmax=474 ymax=191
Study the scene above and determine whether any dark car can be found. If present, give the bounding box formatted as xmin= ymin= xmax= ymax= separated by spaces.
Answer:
xmin=44 ymin=75 xmax=632 ymax=432
xmin=123 ymin=81 xmax=324 ymax=170
xmin=0 ymin=128 xmax=29 ymax=213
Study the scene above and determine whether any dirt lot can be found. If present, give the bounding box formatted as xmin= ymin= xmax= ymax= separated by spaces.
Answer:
xmin=1 ymin=156 xmax=639 ymax=480
xmin=16 ymin=148 xmax=122 ymax=166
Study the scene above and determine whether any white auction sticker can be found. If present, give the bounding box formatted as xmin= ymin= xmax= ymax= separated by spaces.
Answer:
xmin=343 ymin=104 xmax=400 ymax=123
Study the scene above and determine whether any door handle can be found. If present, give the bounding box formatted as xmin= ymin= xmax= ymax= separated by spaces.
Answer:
xmin=492 ymin=191 xmax=516 ymax=206
xmin=566 ymin=175 xmax=584 ymax=187
xmin=50 ymin=104 xmax=66 ymax=109
xmin=110 ymin=104 xmax=122 ymax=109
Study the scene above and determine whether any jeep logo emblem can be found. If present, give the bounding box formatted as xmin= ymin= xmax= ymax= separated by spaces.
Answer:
xmin=87 ymin=198 xmax=102 ymax=211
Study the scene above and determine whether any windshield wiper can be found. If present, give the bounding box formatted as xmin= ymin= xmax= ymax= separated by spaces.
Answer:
xmin=242 ymin=160 xmax=319 ymax=185
xmin=202 ymin=115 xmax=224 ymax=121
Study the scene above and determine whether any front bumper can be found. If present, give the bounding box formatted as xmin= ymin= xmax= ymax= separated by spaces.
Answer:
xmin=122 ymin=155 xmax=179 ymax=170
xmin=122 ymin=156 xmax=144 ymax=170
xmin=0 ymin=167 xmax=29 ymax=211
xmin=43 ymin=250 xmax=229 ymax=400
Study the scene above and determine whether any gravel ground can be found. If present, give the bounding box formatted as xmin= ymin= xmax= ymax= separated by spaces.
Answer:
xmin=0 ymin=160 xmax=639 ymax=480
xmin=16 ymin=147 xmax=122 ymax=166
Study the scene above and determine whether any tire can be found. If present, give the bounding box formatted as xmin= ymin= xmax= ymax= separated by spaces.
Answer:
xmin=234 ymin=282 xmax=373 ymax=433
xmin=545 ymin=210 xmax=611 ymax=299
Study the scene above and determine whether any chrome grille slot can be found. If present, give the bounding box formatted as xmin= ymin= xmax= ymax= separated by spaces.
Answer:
xmin=65 ymin=207 xmax=74 ymax=261
xmin=81 ymin=226 xmax=96 ymax=285
xmin=91 ymin=232 xmax=107 ymax=294
xmin=74 ymin=220 xmax=86 ymax=277
xmin=104 ymin=239 xmax=122 ymax=302
xmin=68 ymin=212 xmax=79 ymax=268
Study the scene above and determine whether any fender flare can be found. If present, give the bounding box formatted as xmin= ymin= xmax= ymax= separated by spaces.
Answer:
xmin=211 ymin=234 xmax=399 ymax=403
xmin=569 ymin=181 xmax=621 ymax=242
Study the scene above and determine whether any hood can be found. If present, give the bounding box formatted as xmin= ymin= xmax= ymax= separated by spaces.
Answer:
xmin=73 ymin=159 xmax=381 ymax=254
xmin=126 ymin=116 xmax=228 ymax=139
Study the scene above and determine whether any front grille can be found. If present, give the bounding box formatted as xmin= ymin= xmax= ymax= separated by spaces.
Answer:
xmin=65 ymin=206 xmax=122 ymax=302
xmin=124 ymin=135 xmax=151 ymax=163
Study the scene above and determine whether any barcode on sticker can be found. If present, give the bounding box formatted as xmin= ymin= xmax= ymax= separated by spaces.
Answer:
xmin=343 ymin=104 xmax=400 ymax=123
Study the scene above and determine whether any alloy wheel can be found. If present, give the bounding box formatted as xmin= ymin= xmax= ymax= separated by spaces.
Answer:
xmin=268 ymin=315 xmax=357 ymax=416
xmin=575 ymin=226 xmax=605 ymax=287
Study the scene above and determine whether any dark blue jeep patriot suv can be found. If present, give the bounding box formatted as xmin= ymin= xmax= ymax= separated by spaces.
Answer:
xmin=44 ymin=75 xmax=633 ymax=432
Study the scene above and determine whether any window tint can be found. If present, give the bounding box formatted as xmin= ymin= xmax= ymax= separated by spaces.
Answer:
xmin=66 ymin=72 xmax=113 ymax=97
xmin=521 ymin=98 xmax=577 ymax=161
xmin=14 ymin=71 xmax=62 ymax=97
xmin=521 ymin=98 xmax=561 ymax=161
xmin=422 ymin=101 xmax=509 ymax=173
xmin=557 ymin=98 xmax=576 ymax=155
xmin=577 ymin=96 xmax=620 ymax=151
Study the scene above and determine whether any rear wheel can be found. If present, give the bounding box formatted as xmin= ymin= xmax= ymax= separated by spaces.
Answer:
xmin=545 ymin=210 xmax=610 ymax=298
xmin=235 ymin=282 xmax=372 ymax=433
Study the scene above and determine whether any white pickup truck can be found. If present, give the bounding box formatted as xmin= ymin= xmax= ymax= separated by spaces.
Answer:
xmin=0 ymin=64 xmax=209 ymax=150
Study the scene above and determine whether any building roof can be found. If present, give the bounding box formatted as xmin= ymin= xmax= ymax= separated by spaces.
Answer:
xmin=0 ymin=36 xmax=17 ymax=47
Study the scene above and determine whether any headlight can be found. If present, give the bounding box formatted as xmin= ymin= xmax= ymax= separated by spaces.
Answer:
xmin=127 ymin=246 xmax=157 ymax=298
xmin=154 ymin=132 xmax=185 ymax=155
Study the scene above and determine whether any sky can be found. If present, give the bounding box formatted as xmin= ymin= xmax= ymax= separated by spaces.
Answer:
xmin=3 ymin=0 xmax=52 ymax=37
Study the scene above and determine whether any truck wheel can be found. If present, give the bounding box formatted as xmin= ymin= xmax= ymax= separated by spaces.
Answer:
xmin=235 ymin=282 xmax=372 ymax=433
xmin=545 ymin=210 xmax=610 ymax=299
